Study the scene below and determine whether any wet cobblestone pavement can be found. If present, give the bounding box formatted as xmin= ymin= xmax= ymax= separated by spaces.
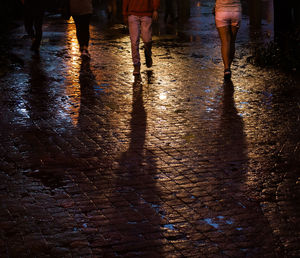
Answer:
xmin=1 ymin=2 xmax=300 ymax=257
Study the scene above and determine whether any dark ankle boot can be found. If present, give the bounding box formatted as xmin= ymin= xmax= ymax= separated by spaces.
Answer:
xmin=144 ymin=42 xmax=152 ymax=68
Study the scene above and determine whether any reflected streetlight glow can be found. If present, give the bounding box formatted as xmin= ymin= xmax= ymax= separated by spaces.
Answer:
xmin=159 ymin=92 xmax=167 ymax=100
xmin=64 ymin=19 xmax=81 ymax=126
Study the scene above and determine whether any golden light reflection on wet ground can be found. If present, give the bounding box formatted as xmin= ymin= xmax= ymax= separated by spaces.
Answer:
xmin=64 ymin=18 xmax=81 ymax=126
xmin=1 ymin=2 xmax=298 ymax=256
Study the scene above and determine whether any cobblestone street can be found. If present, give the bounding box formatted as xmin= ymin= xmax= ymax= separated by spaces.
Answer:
xmin=0 ymin=1 xmax=299 ymax=257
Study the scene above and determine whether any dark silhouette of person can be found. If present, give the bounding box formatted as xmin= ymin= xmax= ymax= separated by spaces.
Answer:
xmin=70 ymin=0 xmax=93 ymax=58
xmin=164 ymin=0 xmax=177 ymax=23
xmin=21 ymin=0 xmax=45 ymax=52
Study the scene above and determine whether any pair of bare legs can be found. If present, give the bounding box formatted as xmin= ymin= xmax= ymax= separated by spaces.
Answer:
xmin=217 ymin=25 xmax=239 ymax=78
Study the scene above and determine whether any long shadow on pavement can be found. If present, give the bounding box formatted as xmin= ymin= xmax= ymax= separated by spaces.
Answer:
xmin=111 ymin=75 xmax=164 ymax=256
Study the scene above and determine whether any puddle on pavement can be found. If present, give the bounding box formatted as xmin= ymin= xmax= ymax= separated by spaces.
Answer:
xmin=200 ymin=216 xmax=239 ymax=231
xmin=163 ymin=224 xmax=176 ymax=230
xmin=204 ymin=218 xmax=219 ymax=229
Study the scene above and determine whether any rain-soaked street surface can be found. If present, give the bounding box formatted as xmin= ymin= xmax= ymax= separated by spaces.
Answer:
xmin=0 ymin=1 xmax=299 ymax=257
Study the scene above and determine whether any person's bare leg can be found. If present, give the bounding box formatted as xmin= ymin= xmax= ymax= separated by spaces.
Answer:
xmin=217 ymin=26 xmax=231 ymax=71
xmin=229 ymin=25 xmax=239 ymax=67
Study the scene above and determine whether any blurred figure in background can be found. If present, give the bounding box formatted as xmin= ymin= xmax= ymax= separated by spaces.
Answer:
xmin=70 ymin=0 xmax=93 ymax=58
xmin=123 ymin=0 xmax=160 ymax=75
xmin=164 ymin=0 xmax=176 ymax=23
xmin=21 ymin=0 xmax=45 ymax=52
xmin=214 ymin=0 xmax=242 ymax=79
xmin=106 ymin=0 xmax=123 ymax=21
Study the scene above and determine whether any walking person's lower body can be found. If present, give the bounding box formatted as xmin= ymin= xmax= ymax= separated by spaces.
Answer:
xmin=24 ymin=9 xmax=44 ymax=52
xmin=164 ymin=0 xmax=175 ymax=23
xmin=128 ymin=15 xmax=153 ymax=75
xmin=73 ymin=14 xmax=92 ymax=58
xmin=215 ymin=10 xmax=241 ymax=79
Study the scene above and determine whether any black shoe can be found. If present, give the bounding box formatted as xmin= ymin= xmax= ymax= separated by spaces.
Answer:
xmin=81 ymin=49 xmax=91 ymax=59
xmin=224 ymin=69 xmax=231 ymax=80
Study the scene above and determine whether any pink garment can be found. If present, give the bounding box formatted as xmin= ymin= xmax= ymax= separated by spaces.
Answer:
xmin=215 ymin=11 xmax=241 ymax=28
xmin=128 ymin=15 xmax=152 ymax=65
xmin=215 ymin=0 xmax=241 ymax=12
